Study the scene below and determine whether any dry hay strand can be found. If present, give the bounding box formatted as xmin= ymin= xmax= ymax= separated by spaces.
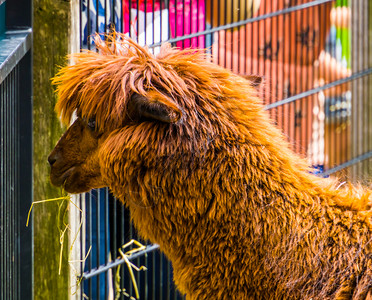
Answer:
xmin=28 ymin=195 xmax=148 ymax=299
xmin=115 ymin=239 xmax=148 ymax=300
xmin=27 ymin=195 xmax=88 ymax=294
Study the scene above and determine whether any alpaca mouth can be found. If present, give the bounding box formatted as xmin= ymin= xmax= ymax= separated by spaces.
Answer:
xmin=50 ymin=166 xmax=76 ymax=187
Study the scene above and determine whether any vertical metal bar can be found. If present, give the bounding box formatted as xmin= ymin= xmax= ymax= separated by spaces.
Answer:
xmin=109 ymin=194 xmax=118 ymax=299
xmin=7 ymin=70 xmax=11 ymax=300
xmin=293 ymin=3 xmax=300 ymax=153
xmin=96 ymin=0 xmax=99 ymax=34
xmin=96 ymin=190 xmax=101 ymax=299
xmin=329 ymin=1 xmax=335 ymax=169
xmin=174 ymin=0 xmax=180 ymax=45
xmin=336 ymin=2 xmax=342 ymax=168
xmin=292 ymin=1 xmax=302 ymax=153
xmin=276 ymin=1 xmax=283 ymax=132
xmin=311 ymin=3 xmax=316 ymax=166
xmin=152 ymin=0 xmax=155 ymax=49
xmin=362 ymin=0 xmax=369 ymax=176
xmin=9 ymin=67 xmax=13 ymax=298
xmin=160 ymin=0 xmax=163 ymax=44
xmin=367 ymin=0 xmax=372 ymax=172
xmin=111 ymin=194 xmax=118 ymax=299
xmin=4 ymin=72 xmax=8 ymax=300
xmin=151 ymin=250 xmax=156 ymax=299
xmin=11 ymin=65 xmax=15 ymax=299
xmin=104 ymin=189 xmax=109 ymax=299
xmin=159 ymin=252 xmax=163 ymax=300
xmin=289 ymin=6 xmax=295 ymax=149
xmin=1 ymin=76 xmax=4 ymax=300
xmin=80 ymin=0 xmax=83 ymax=49
xmin=223 ymin=0 xmax=227 ymax=68
xmin=357 ymin=0 xmax=362 ymax=176
xmin=0 ymin=77 xmax=2 ymax=300
xmin=249 ymin=0 xmax=254 ymax=75
xmin=104 ymin=0 xmax=107 ymax=32
xmin=3 ymin=75 xmax=5 ymax=299
xmin=351 ymin=0 xmax=357 ymax=178
xmin=243 ymin=0 xmax=248 ymax=74
xmin=87 ymin=0 xmax=91 ymax=49
xmin=6 ymin=71 xmax=10 ymax=300
xmin=121 ymin=201 xmax=127 ymax=298
xmin=7 ymin=71 xmax=11 ymax=300
xmin=144 ymin=0 xmax=147 ymax=45
xmin=9 ymin=71 xmax=12 ymax=300
xmin=2 ymin=76 xmax=4 ymax=299
xmin=188 ymin=0 xmax=191 ymax=48
xmin=206 ymin=0 xmax=210 ymax=53
xmin=80 ymin=194 xmax=85 ymax=299
xmin=332 ymin=2 xmax=338 ymax=167
xmin=181 ymin=0 xmax=185 ymax=48
xmin=236 ymin=0 xmax=240 ymax=73
xmin=261 ymin=0 xmax=266 ymax=103
xmin=3 ymin=74 xmax=8 ymax=300
xmin=167 ymin=0 xmax=171 ymax=41
xmin=88 ymin=192 xmax=93 ymax=298
xmin=1 ymin=78 xmax=2 ymax=300
xmin=16 ymin=64 xmax=20 ymax=299
xmin=8 ymin=69 xmax=11 ymax=300
xmin=112 ymin=194 xmax=117 ymax=259
xmin=168 ymin=255 xmax=173 ymax=299
xmin=299 ymin=1 xmax=305 ymax=157
xmin=111 ymin=0 xmax=115 ymax=31
xmin=4 ymin=74 xmax=7 ymax=300
xmin=282 ymin=2 xmax=287 ymax=137
xmin=17 ymin=50 xmax=33 ymax=299
xmin=128 ymin=0 xmax=132 ymax=36
xmin=345 ymin=0 xmax=350 ymax=168
xmin=269 ymin=0 xmax=275 ymax=120
xmin=216 ymin=0 xmax=221 ymax=65
xmin=136 ymin=0 xmax=139 ymax=43
xmin=196 ymin=0 xmax=200 ymax=48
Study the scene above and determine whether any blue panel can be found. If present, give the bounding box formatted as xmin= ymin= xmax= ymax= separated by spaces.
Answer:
xmin=0 ymin=2 xmax=5 ymax=37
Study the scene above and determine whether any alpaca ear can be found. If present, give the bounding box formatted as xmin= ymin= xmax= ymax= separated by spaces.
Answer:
xmin=127 ymin=92 xmax=182 ymax=123
xmin=241 ymin=74 xmax=263 ymax=87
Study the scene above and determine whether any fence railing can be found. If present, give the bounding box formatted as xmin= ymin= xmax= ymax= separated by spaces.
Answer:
xmin=0 ymin=1 xmax=33 ymax=299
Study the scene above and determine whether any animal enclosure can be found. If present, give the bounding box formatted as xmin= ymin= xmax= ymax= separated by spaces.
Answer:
xmin=66 ymin=0 xmax=372 ymax=299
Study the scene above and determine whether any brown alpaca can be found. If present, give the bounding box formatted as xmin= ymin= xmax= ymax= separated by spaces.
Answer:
xmin=48 ymin=33 xmax=372 ymax=300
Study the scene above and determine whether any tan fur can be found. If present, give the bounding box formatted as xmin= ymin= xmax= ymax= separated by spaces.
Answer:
xmin=49 ymin=33 xmax=372 ymax=299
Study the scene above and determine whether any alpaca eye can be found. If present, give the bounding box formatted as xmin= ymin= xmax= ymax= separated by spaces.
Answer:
xmin=87 ymin=118 xmax=96 ymax=130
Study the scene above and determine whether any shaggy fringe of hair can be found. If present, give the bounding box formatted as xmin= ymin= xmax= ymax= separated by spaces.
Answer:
xmin=52 ymin=32 xmax=257 ymax=132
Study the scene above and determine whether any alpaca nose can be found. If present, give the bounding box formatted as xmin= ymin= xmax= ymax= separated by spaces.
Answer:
xmin=48 ymin=152 xmax=60 ymax=166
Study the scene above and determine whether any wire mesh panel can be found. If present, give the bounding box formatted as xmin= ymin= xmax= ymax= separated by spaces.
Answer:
xmin=0 ymin=0 xmax=33 ymax=297
xmin=81 ymin=190 xmax=180 ymax=300
xmin=77 ymin=0 xmax=372 ymax=299
xmin=0 ymin=41 xmax=32 ymax=300
xmin=0 ymin=62 xmax=20 ymax=300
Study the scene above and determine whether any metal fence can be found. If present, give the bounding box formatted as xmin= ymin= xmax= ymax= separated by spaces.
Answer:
xmin=76 ymin=0 xmax=372 ymax=299
xmin=0 ymin=0 xmax=33 ymax=299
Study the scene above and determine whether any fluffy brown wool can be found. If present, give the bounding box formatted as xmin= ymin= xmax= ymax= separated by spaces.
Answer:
xmin=50 ymin=33 xmax=372 ymax=299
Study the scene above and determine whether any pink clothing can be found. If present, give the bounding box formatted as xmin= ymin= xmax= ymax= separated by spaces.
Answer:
xmin=122 ymin=0 xmax=205 ymax=48
xmin=169 ymin=0 xmax=205 ymax=48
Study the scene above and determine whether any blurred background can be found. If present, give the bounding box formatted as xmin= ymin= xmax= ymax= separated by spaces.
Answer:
xmin=0 ymin=0 xmax=371 ymax=299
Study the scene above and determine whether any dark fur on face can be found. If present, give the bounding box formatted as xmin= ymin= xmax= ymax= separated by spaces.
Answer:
xmin=49 ymin=32 xmax=372 ymax=300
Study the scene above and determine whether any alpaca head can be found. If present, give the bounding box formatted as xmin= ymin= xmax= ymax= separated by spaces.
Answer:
xmin=48 ymin=90 xmax=182 ymax=193
xmin=48 ymin=32 xmax=263 ymax=195
xmin=48 ymin=116 xmax=106 ymax=193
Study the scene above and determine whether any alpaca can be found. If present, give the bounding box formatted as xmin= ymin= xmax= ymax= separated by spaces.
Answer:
xmin=48 ymin=33 xmax=372 ymax=299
